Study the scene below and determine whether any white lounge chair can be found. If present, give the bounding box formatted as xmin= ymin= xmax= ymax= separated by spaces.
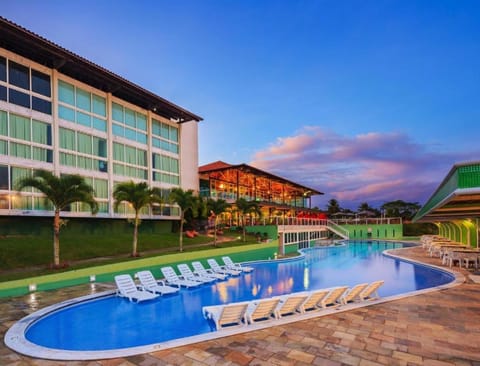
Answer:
xmin=114 ymin=274 xmax=159 ymax=303
xmin=222 ymin=256 xmax=254 ymax=273
xmin=274 ymin=293 xmax=309 ymax=318
xmin=245 ymin=298 xmax=280 ymax=324
xmin=320 ymin=286 xmax=348 ymax=307
xmin=301 ymin=289 xmax=331 ymax=312
xmin=160 ymin=266 xmax=202 ymax=288
xmin=207 ymin=258 xmax=241 ymax=276
xmin=359 ymin=280 xmax=384 ymax=301
xmin=177 ymin=263 xmax=216 ymax=284
xmin=192 ymin=261 xmax=228 ymax=280
xmin=136 ymin=270 xmax=179 ymax=295
xmin=202 ymin=302 xmax=248 ymax=330
xmin=341 ymin=283 xmax=369 ymax=304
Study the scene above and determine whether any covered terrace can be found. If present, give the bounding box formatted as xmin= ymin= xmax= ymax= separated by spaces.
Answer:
xmin=199 ymin=161 xmax=322 ymax=217
xmin=413 ymin=160 xmax=480 ymax=247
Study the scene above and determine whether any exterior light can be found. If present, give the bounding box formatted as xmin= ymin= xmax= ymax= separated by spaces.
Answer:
xmin=90 ymin=275 xmax=96 ymax=282
xmin=28 ymin=284 xmax=37 ymax=292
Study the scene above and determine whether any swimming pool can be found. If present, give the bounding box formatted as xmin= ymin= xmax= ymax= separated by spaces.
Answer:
xmin=5 ymin=241 xmax=457 ymax=360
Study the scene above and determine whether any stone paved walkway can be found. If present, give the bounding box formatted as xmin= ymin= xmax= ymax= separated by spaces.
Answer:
xmin=1 ymin=246 xmax=479 ymax=365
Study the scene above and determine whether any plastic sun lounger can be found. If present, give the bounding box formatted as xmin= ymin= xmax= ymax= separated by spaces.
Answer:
xmin=114 ymin=274 xmax=159 ymax=303
xmin=301 ymin=289 xmax=331 ymax=312
xmin=320 ymin=286 xmax=349 ymax=307
xmin=359 ymin=280 xmax=384 ymax=301
xmin=207 ymin=258 xmax=241 ymax=276
xmin=177 ymin=263 xmax=216 ymax=284
xmin=192 ymin=261 xmax=228 ymax=281
xmin=274 ymin=293 xmax=309 ymax=318
xmin=341 ymin=283 xmax=369 ymax=304
xmin=222 ymin=256 xmax=254 ymax=273
xmin=202 ymin=302 xmax=249 ymax=330
xmin=160 ymin=266 xmax=202 ymax=288
xmin=136 ymin=270 xmax=179 ymax=296
xmin=245 ymin=298 xmax=280 ymax=324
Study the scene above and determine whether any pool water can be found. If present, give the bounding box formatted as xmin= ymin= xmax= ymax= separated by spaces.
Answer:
xmin=25 ymin=241 xmax=453 ymax=351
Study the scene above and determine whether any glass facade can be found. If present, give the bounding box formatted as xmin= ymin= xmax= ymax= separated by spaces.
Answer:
xmin=152 ymin=118 xmax=179 ymax=154
xmin=0 ymin=110 xmax=53 ymax=163
xmin=0 ymin=57 xmax=51 ymax=114
xmin=112 ymin=102 xmax=147 ymax=143
xmin=0 ymin=50 xmax=188 ymax=219
xmin=58 ymin=80 xmax=107 ymax=132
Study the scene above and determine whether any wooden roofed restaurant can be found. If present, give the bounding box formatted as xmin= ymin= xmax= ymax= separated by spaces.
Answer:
xmin=199 ymin=161 xmax=324 ymax=219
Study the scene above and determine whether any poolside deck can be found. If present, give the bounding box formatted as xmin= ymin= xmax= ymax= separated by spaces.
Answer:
xmin=1 ymin=245 xmax=479 ymax=365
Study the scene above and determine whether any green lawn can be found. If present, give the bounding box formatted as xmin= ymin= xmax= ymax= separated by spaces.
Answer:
xmin=0 ymin=230 xmax=257 ymax=282
xmin=0 ymin=232 xmax=278 ymax=298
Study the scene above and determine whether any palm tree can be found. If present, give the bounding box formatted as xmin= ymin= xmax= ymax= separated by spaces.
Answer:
xmin=326 ymin=198 xmax=341 ymax=214
xmin=381 ymin=200 xmax=421 ymax=221
xmin=206 ymin=198 xmax=230 ymax=246
xmin=235 ymin=198 xmax=262 ymax=242
xmin=113 ymin=181 xmax=163 ymax=257
xmin=15 ymin=169 xmax=98 ymax=267
xmin=169 ymin=188 xmax=200 ymax=252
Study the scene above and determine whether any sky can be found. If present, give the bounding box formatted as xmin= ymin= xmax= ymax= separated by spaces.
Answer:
xmin=3 ymin=0 xmax=480 ymax=210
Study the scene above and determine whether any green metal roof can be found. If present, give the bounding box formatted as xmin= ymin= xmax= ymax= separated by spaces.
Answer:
xmin=413 ymin=161 xmax=480 ymax=222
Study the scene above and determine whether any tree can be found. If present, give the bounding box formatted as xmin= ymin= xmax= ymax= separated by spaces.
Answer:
xmin=326 ymin=198 xmax=341 ymax=214
xmin=206 ymin=198 xmax=230 ymax=246
xmin=15 ymin=169 xmax=98 ymax=267
xmin=169 ymin=188 xmax=200 ymax=252
xmin=357 ymin=202 xmax=380 ymax=217
xmin=113 ymin=181 xmax=163 ymax=257
xmin=381 ymin=200 xmax=421 ymax=221
xmin=235 ymin=198 xmax=262 ymax=242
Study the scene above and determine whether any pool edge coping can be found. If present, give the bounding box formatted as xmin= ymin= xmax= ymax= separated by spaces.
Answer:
xmin=4 ymin=243 xmax=466 ymax=361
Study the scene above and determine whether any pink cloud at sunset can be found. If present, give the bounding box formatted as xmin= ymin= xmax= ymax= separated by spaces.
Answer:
xmin=250 ymin=126 xmax=479 ymax=210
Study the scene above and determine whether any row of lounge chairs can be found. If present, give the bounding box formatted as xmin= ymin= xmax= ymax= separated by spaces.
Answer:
xmin=203 ymin=280 xmax=384 ymax=330
xmin=420 ymin=235 xmax=480 ymax=268
xmin=114 ymin=256 xmax=254 ymax=302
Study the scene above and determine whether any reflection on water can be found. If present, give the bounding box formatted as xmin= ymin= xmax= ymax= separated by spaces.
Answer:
xmin=303 ymin=267 xmax=310 ymax=289
xmin=27 ymin=293 xmax=39 ymax=311
xmin=25 ymin=241 xmax=454 ymax=351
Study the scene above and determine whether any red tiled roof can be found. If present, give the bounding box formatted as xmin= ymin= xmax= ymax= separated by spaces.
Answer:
xmin=198 ymin=161 xmax=232 ymax=173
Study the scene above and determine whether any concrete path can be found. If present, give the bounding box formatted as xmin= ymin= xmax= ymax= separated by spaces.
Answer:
xmin=1 ymin=245 xmax=479 ymax=365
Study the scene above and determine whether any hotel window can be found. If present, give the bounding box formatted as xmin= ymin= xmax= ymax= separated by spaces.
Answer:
xmin=68 ymin=176 xmax=108 ymax=214
xmin=9 ymin=61 xmax=29 ymax=90
xmin=0 ymin=111 xmax=53 ymax=163
xmin=0 ymin=164 xmax=8 ymax=190
xmin=152 ymin=152 xmax=179 ymax=185
xmin=112 ymin=142 xmax=147 ymax=179
xmin=0 ymin=57 xmax=6 ymax=102
xmin=58 ymin=80 xmax=107 ymax=132
xmin=59 ymin=127 xmax=107 ymax=172
xmin=112 ymin=102 xmax=147 ymax=144
xmin=0 ymin=57 xmax=6 ymax=82
xmin=1 ymin=58 xmax=52 ymax=114
xmin=152 ymin=119 xmax=179 ymax=154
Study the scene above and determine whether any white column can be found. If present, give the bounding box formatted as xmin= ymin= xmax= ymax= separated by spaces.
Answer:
xmin=51 ymin=69 xmax=60 ymax=176
xmin=106 ymin=92 xmax=114 ymax=217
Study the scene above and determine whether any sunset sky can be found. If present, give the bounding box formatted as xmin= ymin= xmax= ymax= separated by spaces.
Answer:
xmin=3 ymin=1 xmax=480 ymax=210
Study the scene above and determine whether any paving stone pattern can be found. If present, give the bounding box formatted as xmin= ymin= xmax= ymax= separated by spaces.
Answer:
xmin=1 ymin=246 xmax=479 ymax=365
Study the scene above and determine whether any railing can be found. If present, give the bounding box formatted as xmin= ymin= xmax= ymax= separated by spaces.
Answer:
xmin=220 ymin=216 xmax=329 ymax=227
xmin=330 ymin=217 xmax=403 ymax=225
xmin=326 ymin=220 xmax=350 ymax=239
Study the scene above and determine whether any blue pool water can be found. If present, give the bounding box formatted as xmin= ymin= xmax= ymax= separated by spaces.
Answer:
xmin=25 ymin=241 xmax=453 ymax=351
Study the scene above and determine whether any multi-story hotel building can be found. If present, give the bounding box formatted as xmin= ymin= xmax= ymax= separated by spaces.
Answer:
xmin=0 ymin=17 xmax=202 ymax=220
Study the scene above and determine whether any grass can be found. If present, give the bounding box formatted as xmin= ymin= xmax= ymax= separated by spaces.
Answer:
xmin=0 ymin=230 xmax=257 ymax=282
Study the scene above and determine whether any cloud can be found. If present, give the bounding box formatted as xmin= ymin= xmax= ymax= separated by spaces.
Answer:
xmin=250 ymin=126 xmax=478 ymax=210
